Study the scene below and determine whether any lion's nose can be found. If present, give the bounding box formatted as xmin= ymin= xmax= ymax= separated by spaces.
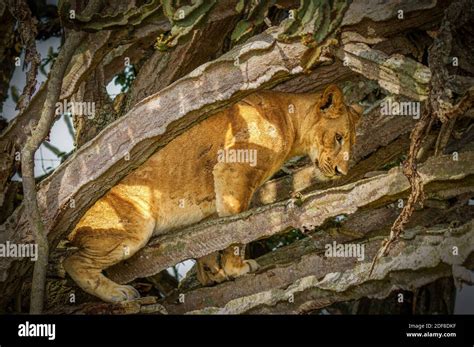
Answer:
xmin=335 ymin=166 xmax=347 ymax=176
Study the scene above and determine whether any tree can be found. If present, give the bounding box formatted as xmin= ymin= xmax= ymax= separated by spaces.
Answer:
xmin=0 ymin=0 xmax=472 ymax=314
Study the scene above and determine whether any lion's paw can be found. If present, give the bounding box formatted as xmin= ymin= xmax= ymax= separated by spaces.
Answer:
xmin=244 ymin=259 xmax=260 ymax=273
xmin=107 ymin=284 xmax=141 ymax=303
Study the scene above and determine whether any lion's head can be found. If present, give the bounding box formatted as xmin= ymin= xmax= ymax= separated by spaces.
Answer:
xmin=305 ymin=84 xmax=362 ymax=178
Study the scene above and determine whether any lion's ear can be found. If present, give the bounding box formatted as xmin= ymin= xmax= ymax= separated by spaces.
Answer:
xmin=349 ymin=103 xmax=363 ymax=125
xmin=318 ymin=84 xmax=343 ymax=118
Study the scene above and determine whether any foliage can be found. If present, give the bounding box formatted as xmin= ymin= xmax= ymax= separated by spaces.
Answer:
xmin=155 ymin=0 xmax=217 ymax=51
xmin=114 ymin=65 xmax=136 ymax=93
xmin=58 ymin=0 xmax=163 ymax=31
xmin=231 ymin=0 xmax=275 ymax=45
xmin=39 ymin=46 xmax=58 ymax=76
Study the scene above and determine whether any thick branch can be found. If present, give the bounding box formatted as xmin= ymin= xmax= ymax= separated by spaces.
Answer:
xmin=182 ymin=220 xmax=474 ymax=314
xmin=336 ymin=43 xmax=431 ymax=100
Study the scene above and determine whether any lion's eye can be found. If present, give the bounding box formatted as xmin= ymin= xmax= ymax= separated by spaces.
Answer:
xmin=335 ymin=133 xmax=343 ymax=144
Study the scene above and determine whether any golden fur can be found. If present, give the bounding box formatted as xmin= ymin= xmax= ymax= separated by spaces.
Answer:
xmin=63 ymin=84 xmax=361 ymax=302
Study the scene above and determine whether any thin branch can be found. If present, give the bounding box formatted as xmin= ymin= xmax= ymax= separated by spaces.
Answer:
xmin=369 ymin=107 xmax=430 ymax=275
xmin=63 ymin=113 xmax=75 ymax=139
xmin=21 ymin=0 xmax=102 ymax=314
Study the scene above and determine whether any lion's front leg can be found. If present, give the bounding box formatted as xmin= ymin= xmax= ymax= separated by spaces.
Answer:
xmin=196 ymin=161 xmax=263 ymax=285
xmin=196 ymin=244 xmax=259 ymax=285
xmin=220 ymin=244 xmax=259 ymax=279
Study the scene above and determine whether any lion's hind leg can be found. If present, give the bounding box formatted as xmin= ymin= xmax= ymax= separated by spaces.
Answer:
xmin=63 ymin=223 xmax=153 ymax=303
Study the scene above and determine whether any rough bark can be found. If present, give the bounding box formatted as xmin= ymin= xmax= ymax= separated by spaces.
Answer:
xmin=336 ymin=43 xmax=431 ymax=100
xmin=128 ymin=0 xmax=241 ymax=108
xmin=71 ymin=65 xmax=115 ymax=147
xmin=7 ymin=0 xmax=40 ymax=114
xmin=47 ymin=296 xmax=166 ymax=315
xmin=0 ymin=4 xmax=18 ymax=114
xmin=73 ymin=1 xmax=241 ymax=146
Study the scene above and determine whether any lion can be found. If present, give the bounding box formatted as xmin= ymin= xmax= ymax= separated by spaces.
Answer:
xmin=63 ymin=84 xmax=362 ymax=303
